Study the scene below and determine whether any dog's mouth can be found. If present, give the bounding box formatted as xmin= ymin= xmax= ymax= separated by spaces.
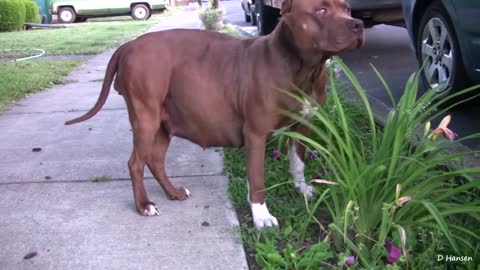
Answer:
xmin=346 ymin=32 xmax=365 ymax=50
xmin=334 ymin=33 xmax=365 ymax=51
xmin=356 ymin=33 xmax=365 ymax=48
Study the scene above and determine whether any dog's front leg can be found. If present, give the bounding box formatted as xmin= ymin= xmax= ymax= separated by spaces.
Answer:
xmin=244 ymin=130 xmax=279 ymax=229
xmin=288 ymin=126 xmax=315 ymax=198
xmin=289 ymin=66 xmax=327 ymax=198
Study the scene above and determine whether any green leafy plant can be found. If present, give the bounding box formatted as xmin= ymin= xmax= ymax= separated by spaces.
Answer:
xmin=198 ymin=0 xmax=224 ymax=31
xmin=279 ymin=57 xmax=480 ymax=268
xmin=22 ymin=0 xmax=40 ymax=23
xmin=198 ymin=8 xmax=225 ymax=30
xmin=0 ymin=0 xmax=26 ymax=32
xmin=254 ymin=228 xmax=334 ymax=270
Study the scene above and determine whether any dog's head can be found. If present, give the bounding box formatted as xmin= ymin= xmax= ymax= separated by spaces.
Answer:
xmin=280 ymin=0 xmax=364 ymax=55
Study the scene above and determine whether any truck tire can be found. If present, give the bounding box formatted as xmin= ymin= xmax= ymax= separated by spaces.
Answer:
xmin=256 ymin=1 xmax=279 ymax=35
xmin=58 ymin=7 xmax=76 ymax=24
xmin=250 ymin=5 xmax=257 ymax=25
xmin=245 ymin=12 xmax=251 ymax=23
xmin=131 ymin=4 xmax=151 ymax=20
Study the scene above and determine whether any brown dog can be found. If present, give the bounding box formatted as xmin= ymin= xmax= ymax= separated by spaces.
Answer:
xmin=65 ymin=0 xmax=364 ymax=228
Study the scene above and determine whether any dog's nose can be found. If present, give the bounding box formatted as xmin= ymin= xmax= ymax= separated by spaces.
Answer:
xmin=348 ymin=19 xmax=364 ymax=33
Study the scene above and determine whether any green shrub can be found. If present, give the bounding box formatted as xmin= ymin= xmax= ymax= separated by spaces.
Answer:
xmin=198 ymin=8 xmax=224 ymax=30
xmin=23 ymin=0 xmax=40 ymax=23
xmin=0 ymin=0 xmax=26 ymax=32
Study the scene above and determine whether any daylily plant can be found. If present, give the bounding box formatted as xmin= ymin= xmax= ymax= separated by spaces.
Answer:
xmin=427 ymin=115 xmax=458 ymax=141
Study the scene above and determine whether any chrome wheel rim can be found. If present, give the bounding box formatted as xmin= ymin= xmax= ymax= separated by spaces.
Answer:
xmin=421 ymin=17 xmax=454 ymax=93
xmin=134 ymin=8 xmax=147 ymax=19
xmin=60 ymin=10 xmax=73 ymax=22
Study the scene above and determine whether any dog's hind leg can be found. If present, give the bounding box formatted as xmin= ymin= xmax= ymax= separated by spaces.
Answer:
xmin=147 ymin=127 xmax=191 ymax=201
xmin=128 ymin=120 xmax=161 ymax=216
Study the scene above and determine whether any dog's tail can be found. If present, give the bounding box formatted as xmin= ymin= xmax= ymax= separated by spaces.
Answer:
xmin=64 ymin=47 xmax=122 ymax=125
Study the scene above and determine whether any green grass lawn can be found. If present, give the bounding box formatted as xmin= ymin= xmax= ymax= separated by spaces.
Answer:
xmin=0 ymin=60 xmax=80 ymax=110
xmin=0 ymin=12 xmax=174 ymax=58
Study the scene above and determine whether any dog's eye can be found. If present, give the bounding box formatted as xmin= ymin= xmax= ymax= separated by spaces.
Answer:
xmin=316 ymin=8 xmax=327 ymax=15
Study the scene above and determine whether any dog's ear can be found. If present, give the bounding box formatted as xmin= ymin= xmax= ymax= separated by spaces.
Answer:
xmin=281 ymin=0 xmax=292 ymax=15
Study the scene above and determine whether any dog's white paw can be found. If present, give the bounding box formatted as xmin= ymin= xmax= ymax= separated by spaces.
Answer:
xmin=184 ymin=187 xmax=192 ymax=197
xmin=289 ymin=142 xmax=315 ymax=199
xmin=143 ymin=204 xmax=160 ymax=216
xmin=251 ymin=202 xmax=278 ymax=229
xmin=296 ymin=182 xmax=315 ymax=199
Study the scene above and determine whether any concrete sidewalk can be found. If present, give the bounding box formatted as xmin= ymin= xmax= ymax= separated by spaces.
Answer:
xmin=0 ymin=9 xmax=247 ymax=270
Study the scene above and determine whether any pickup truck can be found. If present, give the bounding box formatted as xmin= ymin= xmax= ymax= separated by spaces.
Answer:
xmin=51 ymin=0 xmax=167 ymax=23
xmin=241 ymin=0 xmax=404 ymax=35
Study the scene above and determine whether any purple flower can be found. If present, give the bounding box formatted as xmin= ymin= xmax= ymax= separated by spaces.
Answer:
xmin=272 ymin=149 xmax=281 ymax=160
xmin=307 ymin=150 xmax=320 ymax=160
xmin=334 ymin=66 xmax=342 ymax=74
xmin=316 ymin=169 xmax=324 ymax=178
xmin=345 ymin=256 xmax=355 ymax=266
xmin=385 ymin=239 xmax=402 ymax=264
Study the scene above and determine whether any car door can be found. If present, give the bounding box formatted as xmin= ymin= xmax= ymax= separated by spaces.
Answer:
xmin=447 ymin=0 xmax=480 ymax=82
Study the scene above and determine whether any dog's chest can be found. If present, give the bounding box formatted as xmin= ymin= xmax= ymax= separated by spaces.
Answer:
xmin=295 ymin=64 xmax=325 ymax=93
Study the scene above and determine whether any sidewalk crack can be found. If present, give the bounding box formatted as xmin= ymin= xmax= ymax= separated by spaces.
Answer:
xmin=0 ymin=173 xmax=225 ymax=185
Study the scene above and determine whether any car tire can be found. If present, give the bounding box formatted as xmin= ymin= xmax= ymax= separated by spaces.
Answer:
xmin=256 ymin=1 xmax=279 ymax=35
xmin=250 ymin=5 xmax=257 ymax=26
xmin=131 ymin=4 xmax=151 ymax=20
xmin=245 ymin=10 xmax=251 ymax=23
xmin=416 ymin=1 xmax=469 ymax=103
xmin=58 ymin=7 xmax=76 ymax=24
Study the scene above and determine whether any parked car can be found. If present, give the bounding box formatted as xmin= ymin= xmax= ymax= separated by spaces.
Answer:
xmin=241 ymin=0 xmax=404 ymax=35
xmin=51 ymin=0 xmax=168 ymax=23
xmin=403 ymin=0 xmax=480 ymax=99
